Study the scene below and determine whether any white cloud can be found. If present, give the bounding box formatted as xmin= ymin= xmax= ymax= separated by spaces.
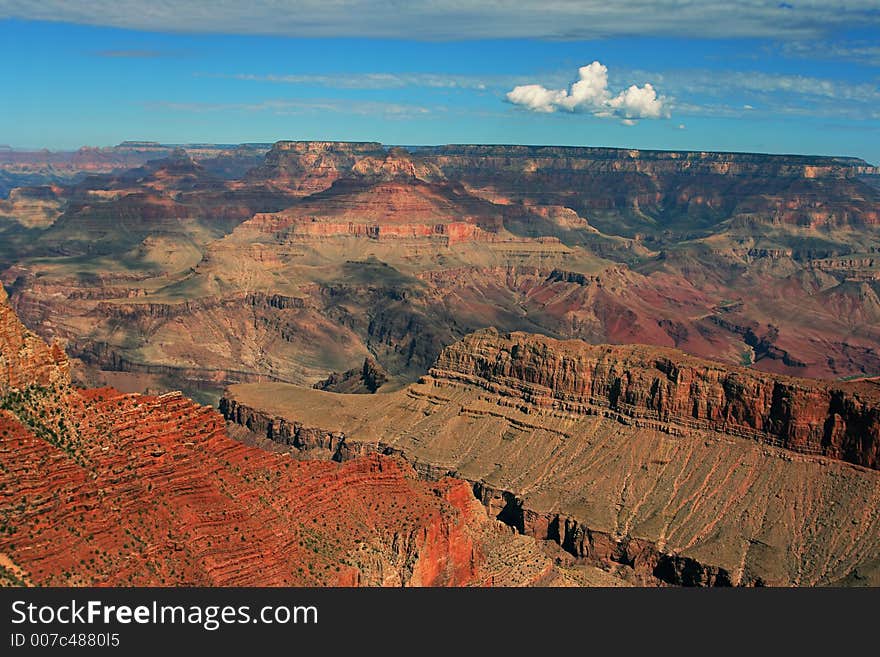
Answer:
xmin=607 ymin=82 xmax=665 ymax=119
xmin=506 ymin=61 xmax=668 ymax=122
xmin=505 ymin=85 xmax=569 ymax=113
xmin=1 ymin=1 xmax=878 ymax=40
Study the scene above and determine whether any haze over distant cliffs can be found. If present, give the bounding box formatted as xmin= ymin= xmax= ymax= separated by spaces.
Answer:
xmin=1 ymin=139 xmax=878 ymax=586
xmin=2 ymin=140 xmax=879 ymax=406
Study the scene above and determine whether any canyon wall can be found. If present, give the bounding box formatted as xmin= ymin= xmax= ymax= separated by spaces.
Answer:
xmin=221 ymin=328 xmax=880 ymax=586
xmin=0 ymin=284 xmax=69 ymax=391
xmin=427 ymin=145 xmax=875 ymax=178
xmin=419 ymin=145 xmax=880 ymax=230
xmin=236 ymin=141 xmax=880 ymax=233
xmin=432 ymin=329 xmax=880 ymax=469
xmin=0 ymin=286 xmax=580 ymax=587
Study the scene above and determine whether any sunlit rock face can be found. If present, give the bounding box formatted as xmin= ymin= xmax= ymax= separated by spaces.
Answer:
xmin=0 ymin=288 xmax=583 ymax=587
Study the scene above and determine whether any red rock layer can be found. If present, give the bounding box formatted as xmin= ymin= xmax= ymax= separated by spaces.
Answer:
xmin=431 ymin=328 xmax=880 ymax=469
xmin=246 ymin=141 xmax=386 ymax=195
xmin=245 ymin=178 xmax=504 ymax=241
xmin=0 ymin=289 xmax=548 ymax=587
xmin=249 ymin=216 xmax=486 ymax=244
xmin=0 ymin=387 xmax=493 ymax=585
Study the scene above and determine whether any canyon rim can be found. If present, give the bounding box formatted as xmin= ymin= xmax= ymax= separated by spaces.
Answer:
xmin=3 ymin=2 xmax=880 ymax=599
xmin=2 ymin=140 xmax=879 ymax=588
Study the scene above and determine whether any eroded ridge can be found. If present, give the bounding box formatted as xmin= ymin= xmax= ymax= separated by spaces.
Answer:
xmin=222 ymin=329 xmax=880 ymax=586
xmin=431 ymin=329 xmax=880 ymax=469
xmin=0 ymin=287 xmax=583 ymax=587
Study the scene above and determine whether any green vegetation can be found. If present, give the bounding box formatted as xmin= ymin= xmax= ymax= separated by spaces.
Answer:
xmin=0 ymin=385 xmax=85 ymax=465
xmin=0 ymin=564 xmax=28 ymax=587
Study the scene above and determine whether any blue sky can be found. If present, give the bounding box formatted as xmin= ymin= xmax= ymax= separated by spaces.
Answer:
xmin=1 ymin=2 xmax=878 ymax=163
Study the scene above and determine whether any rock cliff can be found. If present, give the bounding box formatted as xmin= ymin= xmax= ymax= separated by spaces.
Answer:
xmin=314 ymin=357 xmax=390 ymax=394
xmin=431 ymin=329 xmax=880 ymax=469
xmin=246 ymin=141 xmax=387 ymax=195
xmin=0 ymin=289 xmax=585 ymax=586
xmin=0 ymin=284 xmax=69 ymax=391
xmin=222 ymin=328 xmax=880 ymax=586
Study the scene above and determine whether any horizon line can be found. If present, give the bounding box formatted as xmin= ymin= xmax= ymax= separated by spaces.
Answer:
xmin=0 ymin=140 xmax=876 ymax=166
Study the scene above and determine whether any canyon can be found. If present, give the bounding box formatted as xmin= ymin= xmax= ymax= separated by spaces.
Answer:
xmin=221 ymin=328 xmax=880 ymax=586
xmin=2 ymin=141 xmax=878 ymax=405
xmin=1 ymin=139 xmax=878 ymax=586
xmin=1 ymin=282 xmax=606 ymax=586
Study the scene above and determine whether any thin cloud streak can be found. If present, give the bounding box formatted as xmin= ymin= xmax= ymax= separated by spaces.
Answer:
xmin=628 ymin=68 xmax=880 ymax=121
xmin=211 ymin=72 xmax=491 ymax=91
xmin=145 ymin=98 xmax=433 ymax=119
xmin=2 ymin=1 xmax=879 ymax=40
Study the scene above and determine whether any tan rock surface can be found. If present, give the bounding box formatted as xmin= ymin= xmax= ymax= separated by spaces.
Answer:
xmin=223 ymin=330 xmax=880 ymax=586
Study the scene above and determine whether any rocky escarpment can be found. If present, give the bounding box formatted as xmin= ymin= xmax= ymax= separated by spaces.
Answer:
xmin=0 ymin=284 xmax=69 ymax=391
xmin=239 ymin=141 xmax=880 ymax=241
xmin=314 ymin=357 xmax=390 ymax=394
xmin=248 ymin=215 xmax=490 ymax=244
xmin=246 ymin=141 xmax=387 ymax=195
xmin=242 ymin=178 xmax=505 ymax=242
xmin=432 ymin=329 xmax=880 ymax=469
xmin=1 ymin=290 xmax=582 ymax=587
xmin=414 ymin=144 xmax=880 ymax=231
xmin=247 ymin=141 xmax=447 ymax=194
xmin=220 ymin=381 xmax=880 ymax=586
xmin=222 ymin=328 xmax=880 ymax=586
xmin=0 ymin=142 xmax=271 ymax=180
xmin=239 ymin=140 xmax=875 ymax=238
xmin=0 ymin=185 xmax=64 ymax=229
xmin=426 ymin=145 xmax=875 ymax=179
xmin=1 ymin=388 xmax=513 ymax=586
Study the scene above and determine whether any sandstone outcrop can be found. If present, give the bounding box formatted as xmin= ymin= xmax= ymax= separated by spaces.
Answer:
xmin=432 ymin=329 xmax=880 ymax=469
xmin=0 ymin=284 xmax=69 ymax=391
xmin=222 ymin=328 xmax=880 ymax=586
xmin=243 ymin=178 xmax=504 ymax=243
xmin=314 ymin=357 xmax=390 ymax=394
xmin=246 ymin=141 xmax=387 ymax=195
xmin=0 ymin=287 xmax=585 ymax=587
